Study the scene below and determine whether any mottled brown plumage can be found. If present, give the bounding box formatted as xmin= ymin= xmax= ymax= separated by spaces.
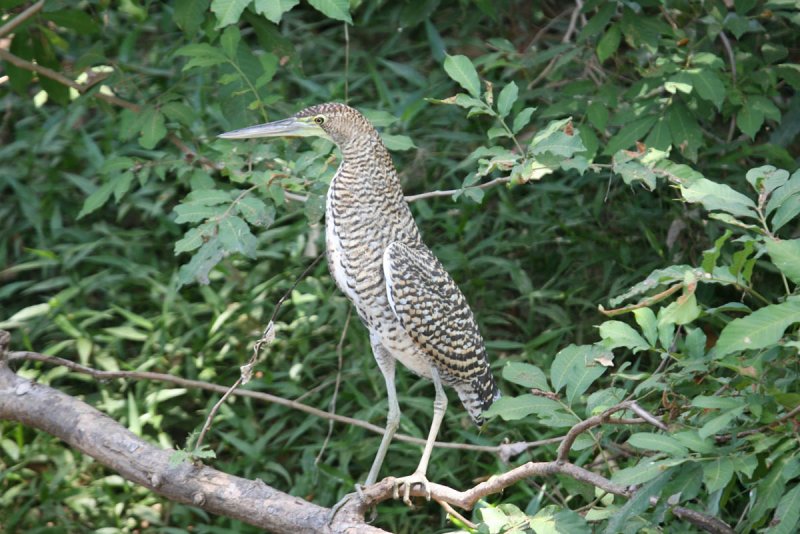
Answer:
xmin=220 ymin=102 xmax=498 ymax=501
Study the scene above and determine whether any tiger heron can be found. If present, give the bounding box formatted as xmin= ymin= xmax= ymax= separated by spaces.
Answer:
xmin=219 ymin=103 xmax=499 ymax=503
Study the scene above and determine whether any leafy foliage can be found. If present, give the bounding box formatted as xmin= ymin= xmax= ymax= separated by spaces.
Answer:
xmin=1 ymin=1 xmax=798 ymax=533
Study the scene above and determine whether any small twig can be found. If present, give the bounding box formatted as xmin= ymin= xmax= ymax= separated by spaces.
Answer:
xmin=562 ymin=1 xmax=582 ymax=44
xmin=343 ymin=23 xmax=350 ymax=103
xmin=598 ymin=283 xmax=683 ymax=316
xmin=0 ymin=0 xmax=44 ymax=38
xmin=435 ymin=498 xmax=476 ymax=529
xmin=556 ymin=401 xmax=666 ymax=463
xmin=404 ymin=176 xmax=512 ymax=202
xmin=194 ymin=254 xmax=324 ymax=452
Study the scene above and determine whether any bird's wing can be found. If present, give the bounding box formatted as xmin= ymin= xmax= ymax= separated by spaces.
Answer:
xmin=383 ymin=241 xmax=497 ymax=422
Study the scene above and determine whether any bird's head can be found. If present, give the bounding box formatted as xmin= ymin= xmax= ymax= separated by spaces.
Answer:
xmin=218 ymin=102 xmax=377 ymax=148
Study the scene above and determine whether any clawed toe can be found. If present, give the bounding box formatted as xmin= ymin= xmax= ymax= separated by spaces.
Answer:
xmin=392 ymin=472 xmax=431 ymax=506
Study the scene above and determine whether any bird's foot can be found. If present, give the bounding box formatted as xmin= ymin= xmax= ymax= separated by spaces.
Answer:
xmin=392 ymin=471 xmax=431 ymax=506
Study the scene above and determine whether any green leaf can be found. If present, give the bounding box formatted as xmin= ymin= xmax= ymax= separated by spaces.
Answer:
xmin=220 ymin=26 xmax=241 ymax=57
xmin=253 ymin=0 xmax=299 ymax=24
xmin=771 ymin=194 xmax=800 ymax=232
xmin=611 ymin=458 xmax=686 ymax=486
xmin=702 ymin=229 xmax=733 ymax=272
xmin=633 ymin=308 xmax=658 ymax=345
xmin=444 ymin=54 xmax=481 ymax=98
xmin=531 ymin=131 xmax=586 ymax=159
xmin=307 ymin=0 xmax=352 ymax=24
xmin=174 ymin=203 xmax=225 ymax=224
xmin=501 ymin=361 xmax=550 ymax=391
xmin=667 ymin=102 xmax=702 ymax=161
xmin=698 ymin=407 xmax=745 ymax=439
xmin=765 ymin=239 xmax=800 ymax=285
xmin=161 ymin=102 xmax=196 ymax=126
xmin=604 ymin=470 xmax=674 ymax=534
xmin=174 ymin=0 xmax=210 ymax=33
xmin=512 ymin=107 xmax=535 ymax=133
xmin=218 ymin=215 xmax=257 ymax=257
xmin=210 ymin=0 xmax=251 ymax=28
xmin=139 ymin=108 xmax=167 ymax=149
xmin=496 ymin=81 xmax=518 ymax=118
xmin=178 ymin=239 xmax=226 ymax=286
xmin=604 ymin=115 xmax=657 ymax=155
xmin=769 ymin=483 xmax=800 ymax=534
xmin=186 ymin=189 xmax=233 ymax=205
xmin=673 ymin=430 xmax=715 ymax=454
xmin=627 ymin=433 xmax=689 ymax=456
xmin=550 ymin=344 xmax=610 ymax=405
xmin=77 ymin=181 xmax=114 ymax=219
xmin=482 ymin=394 xmax=573 ymax=426
xmin=174 ymin=223 xmax=216 ymax=255
xmin=715 ymin=299 xmax=800 ymax=356
xmin=679 ymin=177 xmax=758 ymax=219
xmin=174 ymin=43 xmax=228 ymax=70
xmin=596 ymin=24 xmax=621 ymax=63
xmin=381 ymin=134 xmax=416 ymax=151
xmin=236 ymin=195 xmax=275 ymax=227
xmin=687 ymin=68 xmax=726 ymax=110
xmin=738 ymin=104 xmax=765 ymax=139
xmin=703 ymin=457 xmax=734 ymax=493
xmin=659 ymin=292 xmax=701 ymax=326
xmin=598 ymin=320 xmax=650 ymax=352
xmin=766 ymin=169 xmax=800 ymax=215
xmin=587 ymin=101 xmax=609 ymax=132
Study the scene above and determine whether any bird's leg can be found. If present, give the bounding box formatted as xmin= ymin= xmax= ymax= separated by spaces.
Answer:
xmin=393 ymin=366 xmax=447 ymax=506
xmin=363 ymin=345 xmax=400 ymax=487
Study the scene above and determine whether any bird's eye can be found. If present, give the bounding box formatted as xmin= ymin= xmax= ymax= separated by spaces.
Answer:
xmin=314 ymin=116 xmax=325 ymax=125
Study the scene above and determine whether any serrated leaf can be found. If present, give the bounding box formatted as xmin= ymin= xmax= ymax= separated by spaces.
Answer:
xmin=599 ymin=320 xmax=650 ymax=352
xmin=174 ymin=0 xmax=210 ymax=33
xmin=220 ymin=26 xmax=240 ymax=58
xmin=307 ymin=0 xmax=352 ymax=23
xmin=210 ymin=0 xmax=251 ymax=28
xmin=186 ymin=189 xmax=233 ymax=205
xmin=501 ymin=362 xmax=550 ymax=391
xmin=178 ymin=239 xmax=226 ymax=286
xmin=497 ymin=81 xmax=518 ymax=118
xmin=668 ymin=102 xmax=702 ymax=161
xmin=659 ymin=292 xmax=701 ymax=326
xmin=687 ymin=68 xmax=726 ymax=110
xmin=715 ymin=299 xmax=800 ymax=356
xmin=174 ymin=203 xmax=225 ymax=224
xmin=218 ymin=215 xmax=257 ymax=257
xmin=765 ymin=239 xmax=800 ymax=285
xmin=236 ymin=195 xmax=275 ymax=227
xmin=254 ymin=0 xmax=299 ymax=23
xmin=444 ymin=54 xmax=481 ymax=98
xmin=174 ymin=222 xmax=216 ymax=254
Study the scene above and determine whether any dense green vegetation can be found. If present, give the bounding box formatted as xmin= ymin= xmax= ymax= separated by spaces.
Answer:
xmin=1 ymin=0 xmax=799 ymax=532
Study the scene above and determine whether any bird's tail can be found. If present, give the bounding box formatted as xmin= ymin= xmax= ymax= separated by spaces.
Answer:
xmin=455 ymin=375 xmax=500 ymax=426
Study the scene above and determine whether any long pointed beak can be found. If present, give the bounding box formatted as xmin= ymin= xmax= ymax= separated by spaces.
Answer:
xmin=218 ymin=118 xmax=323 ymax=139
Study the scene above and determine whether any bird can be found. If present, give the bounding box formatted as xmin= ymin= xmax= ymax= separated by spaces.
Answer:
xmin=219 ymin=103 xmax=499 ymax=503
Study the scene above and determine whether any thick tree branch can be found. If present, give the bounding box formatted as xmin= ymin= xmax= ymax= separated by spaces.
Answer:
xmin=0 ymin=358 xmax=385 ymax=533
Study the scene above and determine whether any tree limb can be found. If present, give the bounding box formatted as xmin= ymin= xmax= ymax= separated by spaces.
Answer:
xmin=0 ymin=358 xmax=385 ymax=533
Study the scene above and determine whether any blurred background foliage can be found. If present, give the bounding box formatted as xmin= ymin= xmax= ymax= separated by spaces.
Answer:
xmin=1 ymin=0 xmax=799 ymax=532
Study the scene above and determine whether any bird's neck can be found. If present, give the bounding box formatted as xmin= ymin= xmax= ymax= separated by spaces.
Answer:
xmin=337 ymin=135 xmax=403 ymax=195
